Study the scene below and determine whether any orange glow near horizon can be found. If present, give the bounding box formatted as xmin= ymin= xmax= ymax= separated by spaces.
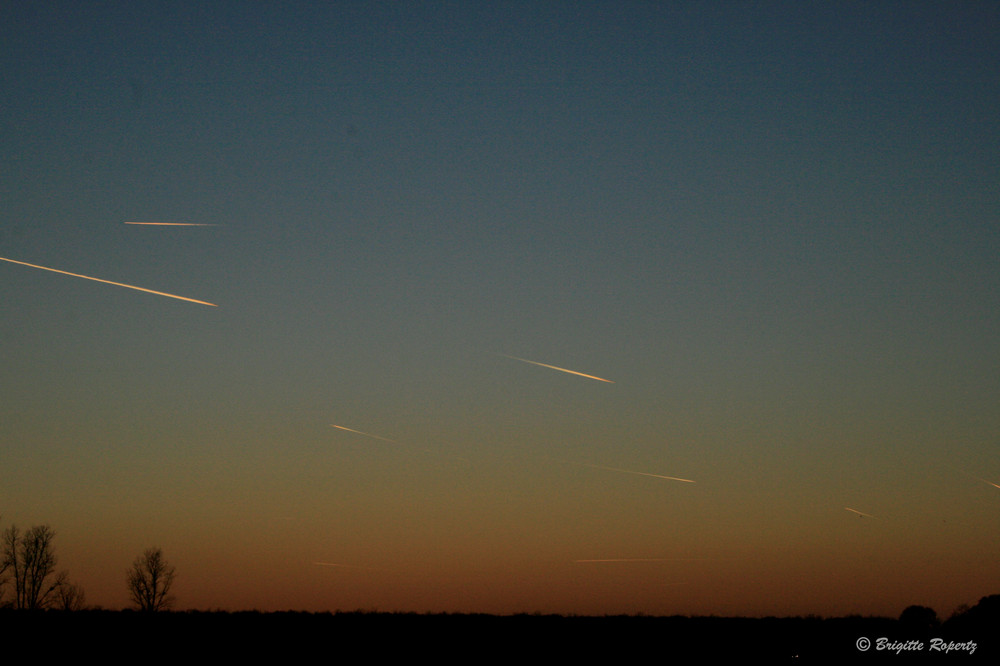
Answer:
xmin=5 ymin=3 xmax=999 ymax=621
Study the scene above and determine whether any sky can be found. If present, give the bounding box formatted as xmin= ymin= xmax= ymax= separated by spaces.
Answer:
xmin=1 ymin=1 xmax=998 ymax=618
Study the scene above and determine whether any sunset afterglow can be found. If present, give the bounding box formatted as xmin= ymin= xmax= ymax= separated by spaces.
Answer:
xmin=2 ymin=2 xmax=997 ymax=621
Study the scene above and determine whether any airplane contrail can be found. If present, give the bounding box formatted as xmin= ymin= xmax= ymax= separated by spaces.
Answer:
xmin=575 ymin=461 xmax=695 ymax=483
xmin=0 ymin=257 xmax=217 ymax=307
xmin=330 ymin=423 xmax=471 ymax=463
xmin=954 ymin=468 xmax=1000 ymax=490
xmin=125 ymin=222 xmax=217 ymax=226
xmin=330 ymin=424 xmax=398 ymax=443
xmin=313 ymin=561 xmax=385 ymax=572
xmin=500 ymin=354 xmax=614 ymax=383
xmin=845 ymin=507 xmax=878 ymax=519
xmin=575 ymin=558 xmax=701 ymax=563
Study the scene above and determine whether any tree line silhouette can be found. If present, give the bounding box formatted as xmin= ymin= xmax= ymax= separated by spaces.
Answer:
xmin=0 ymin=518 xmax=173 ymax=612
xmin=1 ymin=517 xmax=996 ymax=659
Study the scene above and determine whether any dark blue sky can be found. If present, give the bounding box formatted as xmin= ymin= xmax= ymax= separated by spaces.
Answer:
xmin=2 ymin=1 xmax=998 ymax=616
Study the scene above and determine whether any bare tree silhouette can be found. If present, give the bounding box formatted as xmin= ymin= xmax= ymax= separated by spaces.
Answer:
xmin=0 ymin=525 xmax=7 ymax=607
xmin=1 ymin=524 xmax=67 ymax=609
xmin=127 ymin=547 xmax=176 ymax=611
xmin=56 ymin=581 xmax=87 ymax=611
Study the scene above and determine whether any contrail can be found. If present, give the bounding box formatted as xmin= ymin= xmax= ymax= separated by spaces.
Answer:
xmin=955 ymin=468 xmax=1000 ymax=490
xmin=845 ymin=507 xmax=878 ymax=519
xmin=313 ymin=561 xmax=385 ymax=572
xmin=575 ymin=461 xmax=695 ymax=483
xmin=0 ymin=257 xmax=217 ymax=307
xmin=330 ymin=423 xmax=470 ymax=463
xmin=330 ymin=424 xmax=398 ymax=443
xmin=500 ymin=354 xmax=614 ymax=383
xmin=125 ymin=221 xmax=217 ymax=226
xmin=575 ymin=558 xmax=700 ymax=563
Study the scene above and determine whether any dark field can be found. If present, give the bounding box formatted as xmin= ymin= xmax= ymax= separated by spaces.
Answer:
xmin=4 ymin=600 xmax=995 ymax=663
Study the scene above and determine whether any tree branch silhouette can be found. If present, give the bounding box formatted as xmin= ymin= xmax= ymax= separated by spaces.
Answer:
xmin=127 ymin=547 xmax=176 ymax=612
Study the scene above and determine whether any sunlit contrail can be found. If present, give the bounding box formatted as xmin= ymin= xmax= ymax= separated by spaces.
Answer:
xmin=330 ymin=424 xmax=472 ymax=463
xmin=0 ymin=257 xmax=217 ymax=307
xmin=575 ymin=558 xmax=697 ymax=563
xmin=500 ymin=354 xmax=614 ymax=383
xmin=330 ymin=424 xmax=398 ymax=443
xmin=576 ymin=461 xmax=695 ymax=483
xmin=124 ymin=222 xmax=217 ymax=226
xmin=313 ymin=561 xmax=385 ymax=572
xmin=845 ymin=507 xmax=878 ymax=519
xmin=955 ymin=469 xmax=1000 ymax=490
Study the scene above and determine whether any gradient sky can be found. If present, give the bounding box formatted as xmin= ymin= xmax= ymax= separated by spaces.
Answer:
xmin=2 ymin=1 xmax=998 ymax=617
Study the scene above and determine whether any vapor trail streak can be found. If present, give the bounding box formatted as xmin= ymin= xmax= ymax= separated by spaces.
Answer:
xmin=0 ymin=257 xmax=217 ymax=307
xmin=313 ymin=561 xmax=386 ymax=572
xmin=330 ymin=424 xmax=398 ymax=443
xmin=575 ymin=558 xmax=694 ymax=563
xmin=125 ymin=222 xmax=216 ymax=226
xmin=500 ymin=354 xmax=615 ymax=383
xmin=330 ymin=424 xmax=475 ymax=465
xmin=576 ymin=461 xmax=695 ymax=483
xmin=956 ymin=469 xmax=1000 ymax=490
xmin=845 ymin=507 xmax=878 ymax=519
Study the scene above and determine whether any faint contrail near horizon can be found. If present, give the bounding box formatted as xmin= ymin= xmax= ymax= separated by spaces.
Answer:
xmin=124 ymin=221 xmax=217 ymax=226
xmin=330 ymin=424 xmax=398 ymax=443
xmin=0 ymin=257 xmax=217 ymax=307
xmin=954 ymin=468 xmax=1000 ymax=490
xmin=330 ymin=424 xmax=472 ymax=463
xmin=575 ymin=461 xmax=695 ymax=483
xmin=313 ymin=561 xmax=386 ymax=572
xmin=845 ymin=507 xmax=878 ymax=519
xmin=575 ymin=558 xmax=699 ymax=563
xmin=500 ymin=354 xmax=614 ymax=383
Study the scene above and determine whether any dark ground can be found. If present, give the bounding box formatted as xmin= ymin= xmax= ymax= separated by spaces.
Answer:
xmin=3 ymin=599 xmax=996 ymax=663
